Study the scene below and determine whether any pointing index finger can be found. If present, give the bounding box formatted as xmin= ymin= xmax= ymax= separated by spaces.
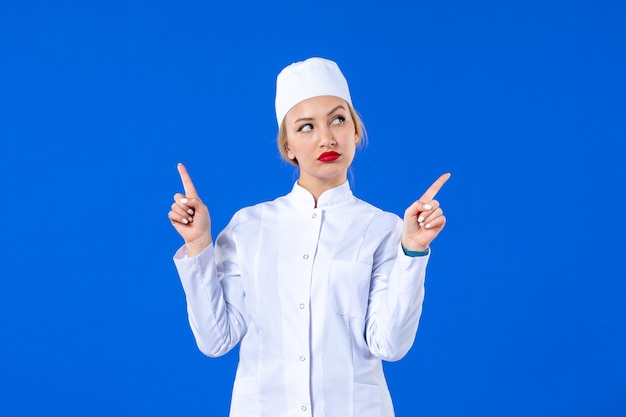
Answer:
xmin=420 ymin=173 xmax=451 ymax=202
xmin=177 ymin=163 xmax=199 ymax=198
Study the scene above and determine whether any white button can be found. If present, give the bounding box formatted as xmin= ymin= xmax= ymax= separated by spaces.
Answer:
xmin=300 ymin=356 xmax=306 ymax=361
xmin=303 ymin=254 xmax=309 ymax=259
xmin=299 ymin=303 xmax=305 ymax=309
xmin=312 ymin=213 xmax=317 ymax=218
xmin=301 ymin=405 xmax=308 ymax=411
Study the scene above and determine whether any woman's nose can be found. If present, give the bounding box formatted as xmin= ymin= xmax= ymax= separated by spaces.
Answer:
xmin=319 ymin=127 xmax=336 ymax=147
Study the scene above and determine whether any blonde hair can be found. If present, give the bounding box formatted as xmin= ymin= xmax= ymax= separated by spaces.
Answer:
xmin=277 ymin=102 xmax=366 ymax=166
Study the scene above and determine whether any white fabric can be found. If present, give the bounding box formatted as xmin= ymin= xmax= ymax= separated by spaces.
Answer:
xmin=173 ymin=181 xmax=429 ymax=417
xmin=275 ymin=57 xmax=353 ymax=127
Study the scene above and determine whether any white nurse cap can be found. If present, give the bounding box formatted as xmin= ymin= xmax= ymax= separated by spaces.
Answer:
xmin=275 ymin=57 xmax=353 ymax=127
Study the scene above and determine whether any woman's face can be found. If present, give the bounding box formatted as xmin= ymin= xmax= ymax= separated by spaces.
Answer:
xmin=284 ymin=95 xmax=359 ymax=191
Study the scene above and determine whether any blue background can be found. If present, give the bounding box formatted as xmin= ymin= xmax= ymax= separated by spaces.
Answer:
xmin=1 ymin=1 xmax=625 ymax=416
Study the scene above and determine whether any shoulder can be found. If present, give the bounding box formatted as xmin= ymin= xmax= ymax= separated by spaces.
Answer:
xmin=352 ymin=196 xmax=401 ymax=222
xmin=350 ymin=196 xmax=403 ymax=235
xmin=229 ymin=193 xmax=291 ymax=224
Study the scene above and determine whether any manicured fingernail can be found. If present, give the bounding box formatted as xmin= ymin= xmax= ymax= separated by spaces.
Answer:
xmin=425 ymin=223 xmax=432 ymax=229
xmin=181 ymin=218 xmax=189 ymax=224
xmin=180 ymin=198 xmax=188 ymax=204
xmin=424 ymin=203 xmax=432 ymax=210
xmin=187 ymin=209 xmax=194 ymax=215
xmin=418 ymin=216 xmax=424 ymax=223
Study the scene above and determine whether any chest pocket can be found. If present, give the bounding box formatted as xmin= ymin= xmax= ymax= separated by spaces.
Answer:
xmin=329 ymin=260 xmax=373 ymax=319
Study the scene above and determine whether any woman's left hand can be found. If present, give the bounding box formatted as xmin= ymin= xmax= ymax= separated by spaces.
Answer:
xmin=402 ymin=173 xmax=451 ymax=252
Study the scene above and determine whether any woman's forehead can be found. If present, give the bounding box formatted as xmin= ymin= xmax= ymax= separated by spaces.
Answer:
xmin=287 ymin=96 xmax=348 ymax=120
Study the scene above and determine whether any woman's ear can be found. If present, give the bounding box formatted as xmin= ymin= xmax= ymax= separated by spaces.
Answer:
xmin=286 ymin=143 xmax=295 ymax=160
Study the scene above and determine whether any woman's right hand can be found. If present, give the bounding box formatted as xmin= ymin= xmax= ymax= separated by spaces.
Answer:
xmin=168 ymin=163 xmax=212 ymax=257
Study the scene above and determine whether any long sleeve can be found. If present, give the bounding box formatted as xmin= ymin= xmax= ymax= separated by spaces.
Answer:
xmin=364 ymin=218 xmax=429 ymax=361
xmin=173 ymin=217 xmax=247 ymax=358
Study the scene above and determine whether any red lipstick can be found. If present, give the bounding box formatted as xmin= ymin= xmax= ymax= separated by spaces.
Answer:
xmin=318 ymin=151 xmax=340 ymax=162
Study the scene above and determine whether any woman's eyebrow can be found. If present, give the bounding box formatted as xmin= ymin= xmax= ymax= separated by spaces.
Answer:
xmin=293 ymin=116 xmax=314 ymax=125
xmin=293 ymin=105 xmax=347 ymax=125
xmin=327 ymin=105 xmax=346 ymax=116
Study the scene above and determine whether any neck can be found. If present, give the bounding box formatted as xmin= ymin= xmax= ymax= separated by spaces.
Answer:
xmin=297 ymin=176 xmax=347 ymax=207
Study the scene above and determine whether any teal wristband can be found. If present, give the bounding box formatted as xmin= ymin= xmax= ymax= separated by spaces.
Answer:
xmin=402 ymin=245 xmax=430 ymax=257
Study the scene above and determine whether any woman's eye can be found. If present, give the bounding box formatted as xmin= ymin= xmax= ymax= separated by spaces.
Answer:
xmin=298 ymin=123 xmax=313 ymax=132
xmin=331 ymin=116 xmax=346 ymax=125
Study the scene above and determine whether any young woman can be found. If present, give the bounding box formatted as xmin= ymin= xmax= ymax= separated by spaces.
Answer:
xmin=168 ymin=57 xmax=450 ymax=417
